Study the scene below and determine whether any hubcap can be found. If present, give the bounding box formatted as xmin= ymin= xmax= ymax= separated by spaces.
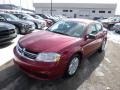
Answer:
xmin=68 ymin=57 xmax=79 ymax=75
xmin=102 ymin=40 xmax=106 ymax=51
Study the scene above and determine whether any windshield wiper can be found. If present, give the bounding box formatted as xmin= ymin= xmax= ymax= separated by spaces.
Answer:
xmin=52 ymin=31 xmax=70 ymax=36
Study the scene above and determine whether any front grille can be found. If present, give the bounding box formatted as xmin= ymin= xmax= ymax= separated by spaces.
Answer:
xmin=16 ymin=44 xmax=38 ymax=60
xmin=0 ymin=29 xmax=15 ymax=36
xmin=25 ymin=25 xmax=31 ymax=29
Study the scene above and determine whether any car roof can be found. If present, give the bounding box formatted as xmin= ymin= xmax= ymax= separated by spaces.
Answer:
xmin=63 ymin=18 xmax=99 ymax=25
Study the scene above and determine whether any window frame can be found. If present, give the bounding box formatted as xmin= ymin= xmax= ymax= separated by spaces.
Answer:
xmin=70 ymin=10 xmax=73 ymax=12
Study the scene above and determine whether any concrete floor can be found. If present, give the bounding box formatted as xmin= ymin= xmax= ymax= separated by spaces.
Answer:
xmin=0 ymin=35 xmax=22 ymax=66
xmin=0 ymin=31 xmax=120 ymax=90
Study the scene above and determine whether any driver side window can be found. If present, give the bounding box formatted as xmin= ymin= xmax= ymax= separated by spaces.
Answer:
xmin=87 ymin=24 xmax=98 ymax=35
xmin=96 ymin=23 xmax=102 ymax=31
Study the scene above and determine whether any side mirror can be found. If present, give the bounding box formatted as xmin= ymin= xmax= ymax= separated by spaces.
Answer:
xmin=84 ymin=34 xmax=96 ymax=40
xmin=87 ymin=34 xmax=96 ymax=39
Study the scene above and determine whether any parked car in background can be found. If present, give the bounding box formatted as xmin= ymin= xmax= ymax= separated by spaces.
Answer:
xmin=30 ymin=14 xmax=53 ymax=27
xmin=93 ymin=17 xmax=106 ymax=21
xmin=0 ymin=13 xmax=34 ymax=34
xmin=37 ymin=14 xmax=56 ymax=24
xmin=57 ymin=15 xmax=67 ymax=19
xmin=13 ymin=19 xmax=107 ymax=80
xmin=111 ymin=23 xmax=120 ymax=33
xmin=101 ymin=17 xmax=120 ymax=30
xmin=0 ymin=22 xmax=17 ymax=44
xmin=13 ymin=13 xmax=46 ymax=29
xmin=46 ymin=15 xmax=61 ymax=22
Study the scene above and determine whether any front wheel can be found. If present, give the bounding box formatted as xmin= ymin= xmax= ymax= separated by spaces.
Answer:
xmin=65 ymin=55 xmax=80 ymax=77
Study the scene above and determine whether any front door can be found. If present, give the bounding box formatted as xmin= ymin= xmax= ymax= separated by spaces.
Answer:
xmin=82 ymin=24 xmax=100 ymax=56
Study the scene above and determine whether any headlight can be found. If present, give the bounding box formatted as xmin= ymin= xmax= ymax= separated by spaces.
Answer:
xmin=36 ymin=52 xmax=61 ymax=62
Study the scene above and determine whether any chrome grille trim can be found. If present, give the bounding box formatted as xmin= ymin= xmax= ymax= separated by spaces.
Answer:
xmin=16 ymin=44 xmax=38 ymax=61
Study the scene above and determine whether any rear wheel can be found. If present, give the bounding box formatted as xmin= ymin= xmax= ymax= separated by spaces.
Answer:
xmin=115 ymin=30 xmax=120 ymax=34
xmin=98 ymin=40 xmax=106 ymax=52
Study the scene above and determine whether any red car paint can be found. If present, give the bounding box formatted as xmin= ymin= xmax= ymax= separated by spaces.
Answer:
xmin=13 ymin=19 xmax=107 ymax=80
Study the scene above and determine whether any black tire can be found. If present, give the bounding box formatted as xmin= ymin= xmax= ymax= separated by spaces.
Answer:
xmin=108 ymin=24 xmax=114 ymax=30
xmin=34 ymin=23 xmax=38 ymax=29
xmin=15 ymin=26 xmax=20 ymax=34
xmin=98 ymin=40 xmax=106 ymax=53
xmin=65 ymin=54 xmax=80 ymax=77
xmin=115 ymin=30 xmax=120 ymax=34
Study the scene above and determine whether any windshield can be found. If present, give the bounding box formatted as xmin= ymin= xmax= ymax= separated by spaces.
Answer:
xmin=24 ymin=14 xmax=35 ymax=19
xmin=48 ymin=21 xmax=85 ymax=37
xmin=2 ymin=14 xmax=20 ymax=21
xmin=31 ymin=15 xmax=44 ymax=20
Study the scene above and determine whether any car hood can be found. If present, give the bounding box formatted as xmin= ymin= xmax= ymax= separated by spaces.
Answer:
xmin=7 ymin=20 xmax=29 ymax=26
xmin=19 ymin=30 xmax=80 ymax=52
xmin=28 ymin=18 xmax=45 ymax=23
xmin=17 ymin=20 xmax=32 ymax=24
xmin=0 ymin=22 xmax=15 ymax=31
xmin=23 ymin=20 xmax=34 ymax=25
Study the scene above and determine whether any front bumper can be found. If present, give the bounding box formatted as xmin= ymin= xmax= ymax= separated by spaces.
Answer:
xmin=13 ymin=48 xmax=66 ymax=80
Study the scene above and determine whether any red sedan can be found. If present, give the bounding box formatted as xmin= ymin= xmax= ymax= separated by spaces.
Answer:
xmin=13 ymin=19 xmax=107 ymax=80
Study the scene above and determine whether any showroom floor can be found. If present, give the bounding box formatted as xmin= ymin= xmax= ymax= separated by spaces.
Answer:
xmin=0 ymin=35 xmax=22 ymax=66
xmin=0 ymin=31 xmax=120 ymax=90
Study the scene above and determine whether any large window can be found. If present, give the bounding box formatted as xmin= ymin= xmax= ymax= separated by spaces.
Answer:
xmin=92 ymin=10 xmax=95 ymax=13
xmin=99 ymin=11 xmax=105 ymax=13
xmin=108 ymin=11 xmax=111 ymax=13
xmin=63 ymin=10 xmax=68 ymax=12
xmin=63 ymin=10 xmax=73 ymax=12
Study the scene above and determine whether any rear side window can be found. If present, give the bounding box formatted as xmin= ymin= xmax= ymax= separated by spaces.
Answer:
xmin=96 ymin=23 xmax=103 ymax=31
